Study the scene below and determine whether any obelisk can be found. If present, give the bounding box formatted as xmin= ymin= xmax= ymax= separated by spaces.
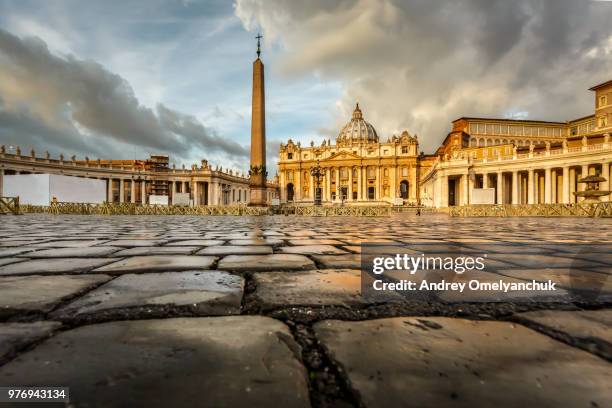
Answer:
xmin=249 ymin=33 xmax=267 ymax=206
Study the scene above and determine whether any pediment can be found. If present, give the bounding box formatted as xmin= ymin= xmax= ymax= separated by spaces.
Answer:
xmin=327 ymin=151 xmax=362 ymax=161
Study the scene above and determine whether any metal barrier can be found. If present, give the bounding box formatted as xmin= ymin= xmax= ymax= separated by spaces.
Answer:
xmin=20 ymin=202 xmax=272 ymax=216
xmin=278 ymin=205 xmax=391 ymax=217
xmin=0 ymin=197 xmax=20 ymax=215
xmin=18 ymin=202 xmax=393 ymax=217
xmin=449 ymin=202 xmax=612 ymax=218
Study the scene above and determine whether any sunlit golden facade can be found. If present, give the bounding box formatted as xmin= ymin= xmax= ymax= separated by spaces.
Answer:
xmin=278 ymin=104 xmax=422 ymax=205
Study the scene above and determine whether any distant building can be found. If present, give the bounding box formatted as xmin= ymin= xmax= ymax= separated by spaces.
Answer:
xmin=420 ymin=80 xmax=612 ymax=207
xmin=278 ymin=103 xmax=422 ymax=205
xmin=0 ymin=151 xmax=277 ymax=206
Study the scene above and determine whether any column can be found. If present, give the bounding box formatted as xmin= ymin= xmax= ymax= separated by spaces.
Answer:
xmin=468 ymin=173 xmax=474 ymax=205
xmin=569 ymin=168 xmax=576 ymax=204
xmin=440 ymin=175 xmax=448 ymax=207
xmin=119 ymin=179 xmax=125 ymax=203
xmin=434 ymin=175 xmax=442 ymax=207
xmin=482 ymin=173 xmax=489 ymax=189
xmin=321 ymin=169 xmax=331 ymax=201
xmin=544 ymin=168 xmax=552 ymax=204
xmin=141 ymin=181 xmax=146 ymax=204
xmin=335 ymin=167 xmax=340 ymax=200
xmin=562 ymin=167 xmax=570 ymax=204
xmin=296 ymin=170 xmax=302 ymax=201
xmin=602 ymin=162 xmax=610 ymax=202
xmin=279 ymin=172 xmax=285 ymax=201
xmin=309 ymin=174 xmax=315 ymax=201
xmin=193 ymin=181 xmax=199 ymax=206
xmin=496 ymin=172 xmax=503 ymax=204
xmin=357 ymin=167 xmax=362 ymax=201
xmin=578 ymin=164 xmax=588 ymax=201
xmin=130 ymin=180 xmax=136 ymax=203
xmin=107 ymin=178 xmax=113 ymax=203
xmin=348 ymin=167 xmax=354 ymax=201
xmin=208 ymin=182 xmax=214 ymax=206
xmin=0 ymin=169 xmax=3 ymax=197
xmin=527 ymin=169 xmax=534 ymax=204
xmin=511 ymin=171 xmax=519 ymax=205
xmin=551 ymin=170 xmax=557 ymax=204
xmin=462 ymin=174 xmax=469 ymax=206
xmin=389 ymin=166 xmax=396 ymax=201
xmin=375 ymin=167 xmax=381 ymax=200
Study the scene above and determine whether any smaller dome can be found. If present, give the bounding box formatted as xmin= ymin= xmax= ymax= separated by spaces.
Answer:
xmin=337 ymin=103 xmax=379 ymax=144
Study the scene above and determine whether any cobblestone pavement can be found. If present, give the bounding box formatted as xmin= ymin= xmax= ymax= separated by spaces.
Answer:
xmin=0 ymin=213 xmax=610 ymax=407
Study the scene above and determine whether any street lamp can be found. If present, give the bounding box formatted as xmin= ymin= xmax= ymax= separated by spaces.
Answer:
xmin=310 ymin=160 xmax=323 ymax=206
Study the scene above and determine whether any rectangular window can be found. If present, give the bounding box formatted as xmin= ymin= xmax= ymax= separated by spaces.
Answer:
xmin=287 ymin=153 xmax=293 ymax=159
xmin=600 ymin=96 xmax=607 ymax=107
xmin=401 ymin=146 xmax=408 ymax=154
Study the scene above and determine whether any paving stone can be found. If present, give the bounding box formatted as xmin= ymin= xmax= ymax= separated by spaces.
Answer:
xmin=253 ymin=269 xmax=378 ymax=308
xmin=314 ymin=317 xmax=612 ymax=408
xmin=0 ymin=240 xmax=49 ymax=247
xmin=0 ymin=322 xmax=61 ymax=362
xmin=0 ymin=317 xmax=309 ymax=407
xmin=0 ymin=248 xmax=38 ymax=257
xmin=100 ymin=239 xmax=168 ymax=247
xmin=197 ymin=245 xmax=273 ymax=255
xmin=517 ymin=309 xmax=612 ymax=347
xmin=113 ymin=246 xmax=199 ymax=256
xmin=341 ymin=238 xmax=399 ymax=245
xmin=229 ymin=238 xmax=284 ymax=246
xmin=0 ymin=274 xmax=111 ymax=318
xmin=0 ymin=258 xmax=25 ymax=267
xmin=30 ymin=239 xmax=109 ymax=248
xmin=53 ymin=271 xmax=243 ymax=319
xmin=312 ymin=254 xmax=361 ymax=269
xmin=0 ymin=258 xmax=119 ymax=276
xmin=93 ymin=255 xmax=217 ymax=274
xmin=165 ymin=239 xmax=225 ymax=246
xmin=280 ymin=245 xmax=348 ymax=255
xmin=19 ymin=246 xmax=123 ymax=258
xmin=288 ymin=239 xmax=346 ymax=246
xmin=218 ymin=254 xmax=315 ymax=271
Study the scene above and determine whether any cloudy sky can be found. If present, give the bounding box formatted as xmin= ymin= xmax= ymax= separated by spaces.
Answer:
xmin=0 ymin=0 xmax=611 ymax=174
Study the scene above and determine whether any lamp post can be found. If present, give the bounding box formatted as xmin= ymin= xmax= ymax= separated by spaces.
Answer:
xmin=310 ymin=160 xmax=323 ymax=206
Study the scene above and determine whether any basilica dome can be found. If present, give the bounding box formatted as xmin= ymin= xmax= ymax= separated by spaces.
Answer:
xmin=337 ymin=103 xmax=379 ymax=144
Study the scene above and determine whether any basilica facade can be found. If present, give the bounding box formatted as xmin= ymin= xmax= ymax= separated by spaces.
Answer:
xmin=278 ymin=104 xmax=422 ymax=205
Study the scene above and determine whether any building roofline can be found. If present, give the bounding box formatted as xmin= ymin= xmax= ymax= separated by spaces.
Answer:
xmin=568 ymin=114 xmax=595 ymax=123
xmin=452 ymin=117 xmax=566 ymax=125
xmin=589 ymin=79 xmax=612 ymax=91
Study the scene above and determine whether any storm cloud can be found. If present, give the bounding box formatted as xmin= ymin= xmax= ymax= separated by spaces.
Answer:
xmin=235 ymin=0 xmax=612 ymax=152
xmin=0 ymin=28 xmax=248 ymax=162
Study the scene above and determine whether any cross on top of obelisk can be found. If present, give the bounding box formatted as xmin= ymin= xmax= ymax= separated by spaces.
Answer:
xmin=256 ymin=33 xmax=263 ymax=58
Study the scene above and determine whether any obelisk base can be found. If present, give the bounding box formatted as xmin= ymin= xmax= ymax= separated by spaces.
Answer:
xmin=248 ymin=186 xmax=268 ymax=207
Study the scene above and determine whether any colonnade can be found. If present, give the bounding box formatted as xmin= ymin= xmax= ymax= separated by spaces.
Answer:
xmin=104 ymin=178 xmax=250 ymax=206
xmin=435 ymin=161 xmax=611 ymax=207
xmin=280 ymin=165 xmax=418 ymax=203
